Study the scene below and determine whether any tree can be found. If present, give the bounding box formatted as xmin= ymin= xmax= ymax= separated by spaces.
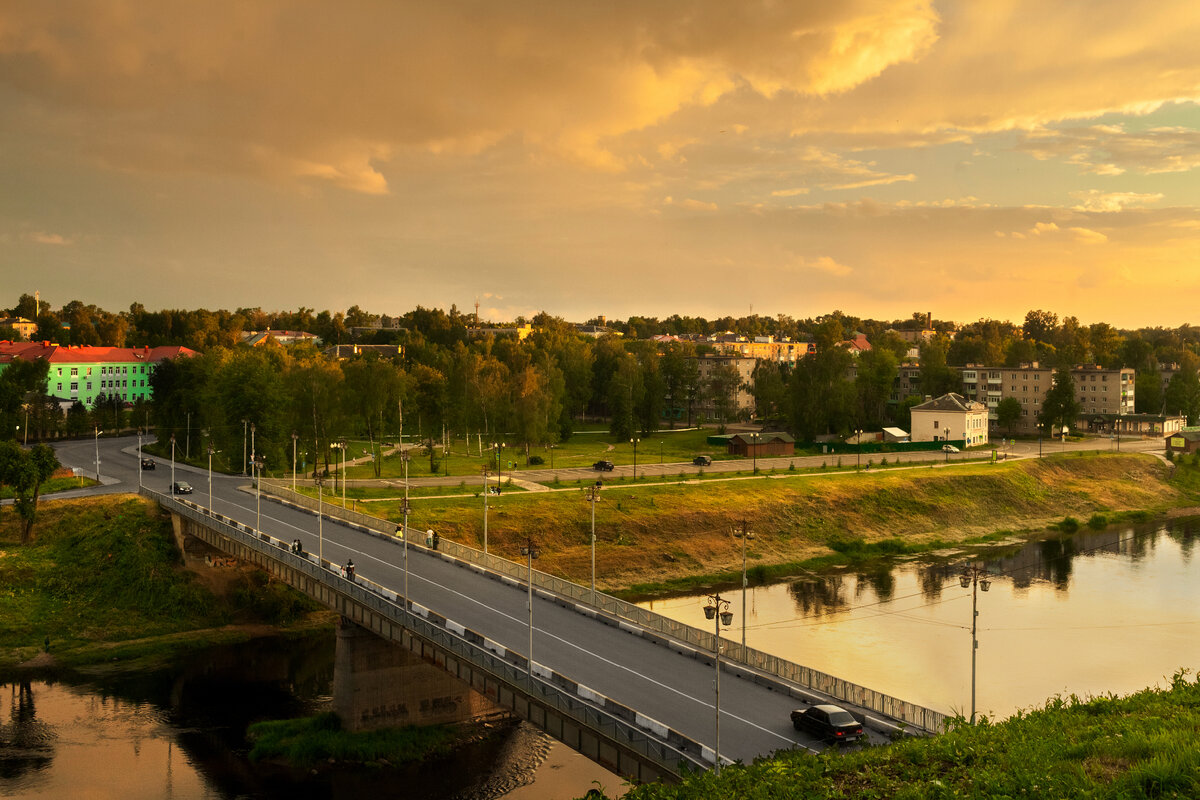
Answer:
xmin=341 ymin=356 xmax=406 ymax=477
xmin=1135 ymin=371 xmax=1163 ymax=415
xmin=854 ymin=348 xmax=898 ymax=429
xmin=1164 ymin=368 xmax=1200 ymax=425
xmin=707 ymin=362 xmax=743 ymax=430
xmin=996 ymin=396 xmax=1023 ymax=435
xmin=1 ymin=443 xmax=60 ymax=543
xmin=1023 ymin=310 xmax=1058 ymax=345
xmin=918 ymin=337 xmax=960 ymax=398
xmin=750 ymin=360 xmax=788 ymax=422
xmin=788 ymin=347 xmax=854 ymax=441
xmin=1038 ymin=368 xmax=1082 ymax=436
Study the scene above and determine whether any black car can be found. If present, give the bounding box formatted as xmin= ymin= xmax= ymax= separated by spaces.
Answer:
xmin=592 ymin=460 xmax=615 ymax=471
xmin=171 ymin=481 xmax=193 ymax=495
xmin=790 ymin=704 xmax=864 ymax=744
xmin=140 ymin=457 xmax=155 ymax=470
xmin=692 ymin=455 xmax=713 ymax=466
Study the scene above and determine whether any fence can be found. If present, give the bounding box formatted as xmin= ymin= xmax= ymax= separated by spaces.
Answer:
xmin=258 ymin=479 xmax=949 ymax=733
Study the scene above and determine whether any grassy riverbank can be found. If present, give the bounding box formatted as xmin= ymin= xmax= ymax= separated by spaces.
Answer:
xmin=358 ymin=453 xmax=1187 ymax=596
xmin=593 ymin=671 xmax=1200 ymax=800
xmin=248 ymin=711 xmax=467 ymax=767
xmin=0 ymin=494 xmax=326 ymax=673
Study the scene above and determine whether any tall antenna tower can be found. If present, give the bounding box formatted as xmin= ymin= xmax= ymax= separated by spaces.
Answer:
xmin=474 ymin=298 xmax=480 ymax=329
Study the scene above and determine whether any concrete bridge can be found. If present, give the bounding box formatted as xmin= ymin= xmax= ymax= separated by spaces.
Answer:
xmin=146 ymin=473 xmax=948 ymax=785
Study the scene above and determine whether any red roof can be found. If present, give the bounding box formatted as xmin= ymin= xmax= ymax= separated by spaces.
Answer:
xmin=0 ymin=342 xmax=198 ymax=364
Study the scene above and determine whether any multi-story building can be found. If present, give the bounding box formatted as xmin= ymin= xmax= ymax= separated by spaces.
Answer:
xmin=910 ymin=393 xmax=989 ymax=446
xmin=958 ymin=362 xmax=1137 ymax=436
xmin=0 ymin=341 xmax=195 ymax=408
xmin=0 ymin=317 xmax=38 ymax=339
xmin=692 ymin=354 xmax=757 ymax=421
xmin=708 ymin=334 xmax=814 ymax=363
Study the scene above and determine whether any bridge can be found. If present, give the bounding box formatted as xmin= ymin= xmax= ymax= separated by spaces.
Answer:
xmin=146 ymin=487 xmax=946 ymax=783
xmin=57 ymin=436 xmax=947 ymax=784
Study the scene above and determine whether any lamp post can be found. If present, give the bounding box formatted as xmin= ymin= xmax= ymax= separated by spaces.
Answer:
xmin=185 ymin=410 xmax=191 ymax=460
xmin=959 ymin=564 xmax=991 ymax=725
xmin=94 ymin=426 xmax=103 ymax=482
xmin=855 ymin=429 xmax=862 ymax=471
xmin=250 ymin=423 xmax=256 ymax=481
xmin=481 ymin=466 xmax=491 ymax=554
xmin=631 ymin=437 xmax=640 ymax=480
xmin=400 ymin=498 xmax=411 ymax=608
xmin=315 ymin=475 xmax=325 ymax=562
xmin=339 ymin=438 xmax=348 ymax=508
xmin=241 ymin=419 xmax=248 ymax=476
xmin=750 ymin=432 xmax=760 ymax=474
xmin=169 ymin=434 xmax=175 ymax=491
xmin=402 ymin=449 xmax=411 ymax=505
xmin=494 ymin=443 xmax=505 ymax=493
xmin=734 ymin=521 xmax=754 ymax=650
xmin=292 ymin=431 xmax=299 ymax=493
xmin=137 ymin=430 xmax=143 ymax=489
xmin=207 ymin=443 xmax=215 ymax=514
xmin=585 ymin=482 xmax=602 ymax=604
xmin=22 ymin=405 xmax=28 ymax=445
xmin=945 ymin=428 xmax=952 ymax=463
xmin=702 ymin=594 xmax=734 ymax=774
xmin=1116 ymin=409 xmax=1121 ymax=452
xmin=521 ymin=538 xmax=541 ymax=676
xmin=254 ymin=456 xmax=264 ymax=532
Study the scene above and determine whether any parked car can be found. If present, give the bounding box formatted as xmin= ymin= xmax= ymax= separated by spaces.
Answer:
xmin=790 ymin=704 xmax=864 ymax=744
xmin=592 ymin=460 xmax=615 ymax=471
xmin=140 ymin=458 xmax=155 ymax=470
xmin=942 ymin=444 xmax=960 ymax=453
xmin=692 ymin=455 xmax=713 ymax=466
xmin=171 ymin=481 xmax=193 ymax=495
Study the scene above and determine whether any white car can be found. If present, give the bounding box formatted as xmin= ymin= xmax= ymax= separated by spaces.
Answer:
xmin=942 ymin=444 xmax=960 ymax=453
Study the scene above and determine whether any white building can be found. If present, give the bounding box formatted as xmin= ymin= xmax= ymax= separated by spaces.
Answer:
xmin=910 ymin=393 xmax=989 ymax=447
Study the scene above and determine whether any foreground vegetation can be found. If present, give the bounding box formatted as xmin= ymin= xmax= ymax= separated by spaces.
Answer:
xmin=248 ymin=712 xmax=462 ymax=767
xmin=594 ymin=671 xmax=1200 ymax=800
xmin=0 ymin=495 xmax=323 ymax=672
xmin=341 ymin=453 xmax=1188 ymax=595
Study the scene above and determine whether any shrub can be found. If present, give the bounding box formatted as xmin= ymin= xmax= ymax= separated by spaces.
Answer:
xmin=1059 ymin=516 xmax=1080 ymax=532
xmin=789 ymin=461 xmax=796 ymax=471
xmin=1087 ymin=513 xmax=1108 ymax=530
xmin=528 ymin=455 xmax=545 ymax=465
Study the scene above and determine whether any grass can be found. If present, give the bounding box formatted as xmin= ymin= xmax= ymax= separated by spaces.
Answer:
xmin=0 ymin=474 xmax=98 ymax=499
xmin=0 ymin=495 xmax=324 ymax=671
xmin=248 ymin=712 xmax=460 ymax=767
xmin=600 ymin=671 xmax=1200 ymax=800
xmin=316 ymin=452 xmax=1188 ymax=596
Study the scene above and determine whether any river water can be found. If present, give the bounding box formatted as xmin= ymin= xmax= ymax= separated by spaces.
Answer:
xmin=641 ymin=517 xmax=1200 ymax=719
xmin=0 ymin=633 xmax=621 ymax=800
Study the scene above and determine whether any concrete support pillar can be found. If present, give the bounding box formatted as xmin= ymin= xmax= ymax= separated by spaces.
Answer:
xmin=332 ymin=616 xmax=498 ymax=732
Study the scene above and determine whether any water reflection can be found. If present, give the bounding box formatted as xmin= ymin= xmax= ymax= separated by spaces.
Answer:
xmin=0 ymin=681 xmax=54 ymax=782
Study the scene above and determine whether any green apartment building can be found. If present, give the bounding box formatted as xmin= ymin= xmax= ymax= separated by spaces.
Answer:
xmin=0 ymin=341 xmax=196 ymax=408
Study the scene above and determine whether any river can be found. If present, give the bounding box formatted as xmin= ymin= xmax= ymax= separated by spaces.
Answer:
xmin=641 ymin=516 xmax=1200 ymax=719
xmin=0 ymin=633 xmax=622 ymax=800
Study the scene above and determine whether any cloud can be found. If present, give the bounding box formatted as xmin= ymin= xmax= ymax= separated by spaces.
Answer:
xmin=665 ymin=196 xmax=719 ymax=211
xmin=1030 ymin=222 xmax=1060 ymax=235
xmin=29 ymin=231 xmax=69 ymax=245
xmin=1017 ymin=124 xmax=1200 ymax=176
xmin=1071 ymin=190 xmax=1164 ymax=212
xmin=1069 ymin=227 xmax=1108 ymax=244
xmin=799 ymin=255 xmax=853 ymax=276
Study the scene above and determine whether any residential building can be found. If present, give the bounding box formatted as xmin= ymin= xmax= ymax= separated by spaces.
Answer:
xmin=836 ymin=333 xmax=872 ymax=356
xmin=709 ymin=334 xmax=813 ymax=363
xmin=727 ymin=431 xmax=795 ymax=457
xmin=0 ymin=317 xmax=37 ymax=339
xmin=241 ymin=329 xmax=322 ymax=347
xmin=0 ymin=341 xmax=196 ymax=409
xmin=692 ymin=354 xmax=757 ymax=421
xmin=910 ymin=393 xmax=989 ymax=447
xmin=324 ymin=344 xmax=404 ymax=360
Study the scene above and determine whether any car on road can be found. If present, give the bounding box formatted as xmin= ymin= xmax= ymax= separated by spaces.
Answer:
xmin=692 ymin=455 xmax=713 ymax=466
xmin=140 ymin=458 xmax=156 ymax=470
xmin=171 ymin=481 xmax=193 ymax=495
xmin=942 ymin=444 xmax=960 ymax=453
xmin=790 ymin=704 xmax=864 ymax=744
xmin=592 ymin=460 xmax=615 ymax=471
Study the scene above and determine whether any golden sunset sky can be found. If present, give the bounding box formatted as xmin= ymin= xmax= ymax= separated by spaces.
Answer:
xmin=2 ymin=1 xmax=1199 ymax=327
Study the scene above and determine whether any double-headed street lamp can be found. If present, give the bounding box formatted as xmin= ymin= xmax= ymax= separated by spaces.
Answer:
xmin=169 ymin=434 xmax=176 ymax=491
xmin=481 ymin=466 xmax=491 ymax=553
xmin=253 ymin=456 xmax=265 ymax=531
xmin=750 ymin=432 xmax=760 ymax=474
xmin=855 ymin=429 xmax=863 ymax=471
xmin=241 ymin=419 xmax=248 ymax=475
xmin=960 ymin=564 xmax=991 ymax=725
xmin=315 ymin=475 xmax=325 ymax=562
xmin=207 ymin=443 xmax=215 ymax=514
xmin=400 ymin=498 xmax=411 ymax=608
xmin=945 ymin=428 xmax=952 ymax=463
xmin=734 ymin=521 xmax=754 ymax=650
xmin=702 ymin=594 xmax=734 ymax=774
xmin=521 ymin=537 xmax=541 ymax=676
xmin=292 ymin=431 xmax=299 ymax=493
xmin=137 ymin=429 xmax=143 ymax=489
xmin=94 ymin=426 xmax=103 ymax=482
xmin=585 ymin=481 xmax=602 ymax=603
xmin=630 ymin=438 xmax=640 ymax=480
xmin=494 ymin=443 xmax=505 ymax=493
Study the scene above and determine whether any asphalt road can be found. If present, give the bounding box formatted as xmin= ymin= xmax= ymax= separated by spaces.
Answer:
xmin=52 ymin=435 xmax=875 ymax=765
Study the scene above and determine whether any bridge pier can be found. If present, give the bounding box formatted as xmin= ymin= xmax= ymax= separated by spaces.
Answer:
xmin=333 ymin=616 xmax=501 ymax=732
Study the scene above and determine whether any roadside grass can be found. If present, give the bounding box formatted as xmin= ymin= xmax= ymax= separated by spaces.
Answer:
xmin=602 ymin=671 xmax=1200 ymax=800
xmin=248 ymin=712 xmax=459 ymax=767
xmin=314 ymin=453 xmax=1183 ymax=595
xmin=0 ymin=474 xmax=97 ymax=499
xmin=0 ymin=495 xmax=323 ymax=671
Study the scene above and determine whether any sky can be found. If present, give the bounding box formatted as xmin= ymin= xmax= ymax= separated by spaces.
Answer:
xmin=2 ymin=1 xmax=1199 ymax=329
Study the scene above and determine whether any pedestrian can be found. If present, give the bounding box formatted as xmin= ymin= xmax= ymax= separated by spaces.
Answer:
xmin=346 ymin=559 xmax=355 ymax=581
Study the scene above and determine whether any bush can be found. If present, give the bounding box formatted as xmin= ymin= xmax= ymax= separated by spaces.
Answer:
xmin=528 ymin=455 xmax=545 ymax=465
xmin=789 ymin=461 xmax=796 ymax=471
xmin=880 ymin=457 xmax=888 ymax=466
xmin=1087 ymin=513 xmax=1108 ymax=530
xmin=1059 ymin=516 xmax=1080 ymax=533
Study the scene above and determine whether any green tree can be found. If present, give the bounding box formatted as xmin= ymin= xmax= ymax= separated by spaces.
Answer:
xmin=750 ymin=360 xmax=788 ymax=422
xmin=1135 ymin=371 xmax=1163 ymax=415
xmin=707 ymin=362 xmax=744 ymax=430
xmin=788 ymin=347 xmax=854 ymax=440
xmin=1164 ymin=368 xmax=1200 ymax=424
xmin=854 ymin=348 xmax=898 ymax=429
xmin=919 ymin=336 xmax=961 ymax=398
xmin=341 ymin=356 xmax=406 ymax=477
xmin=996 ymin=396 xmax=1023 ymax=435
xmin=1023 ymin=309 xmax=1058 ymax=345
xmin=1038 ymin=368 xmax=1082 ymax=436
xmin=511 ymin=364 xmax=559 ymax=462
xmin=1 ymin=443 xmax=60 ymax=543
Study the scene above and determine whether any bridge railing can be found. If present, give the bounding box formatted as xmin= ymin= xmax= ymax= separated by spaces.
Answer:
xmin=148 ymin=487 xmax=709 ymax=776
xmin=257 ymin=479 xmax=949 ymax=734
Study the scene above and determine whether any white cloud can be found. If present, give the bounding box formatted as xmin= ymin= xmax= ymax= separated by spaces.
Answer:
xmin=1069 ymin=227 xmax=1108 ymax=244
xmin=1071 ymin=190 xmax=1164 ymax=212
xmin=29 ymin=231 xmax=69 ymax=245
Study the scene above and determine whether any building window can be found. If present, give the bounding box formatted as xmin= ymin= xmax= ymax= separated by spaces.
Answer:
xmin=70 ymin=367 xmax=78 ymax=376
xmin=70 ymin=382 xmax=78 ymax=391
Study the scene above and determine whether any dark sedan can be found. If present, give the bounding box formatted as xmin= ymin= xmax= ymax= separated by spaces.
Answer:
xmin=592 ymin=460 xmax=615 ymax=471
xmin=791 ymin=704 xmax=864 ymax=744
xmin=141 ymin=458 xmax=156 ymax=470
xmin=171 ymin=481 xmax=194 ymax=495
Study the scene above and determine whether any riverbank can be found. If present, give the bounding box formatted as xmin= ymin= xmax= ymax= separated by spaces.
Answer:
xmin=362 ymin=452 xmax=1190 ymax=596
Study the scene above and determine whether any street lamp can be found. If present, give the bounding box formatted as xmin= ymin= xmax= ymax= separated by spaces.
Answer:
xmin=481 ymin=466 xmax=491 ymax=554
xmin=402 ymin=449 xmax=411 ymax=505
xmin=241 ymin=419 xmax=248 ymax=476
xmin=400 ymin=498 xmax=411 ymax=608
xmin=292 ymin=431 xmax=299 ymax=493
xmin=94 ymin=426 xmax=103 ymax=482
xmin=750 ymin=432 xmax=760 ymax=474
xmin=734 ymin=521 xmax=754 ymax=650
xmin=338 ymin=438 xmax=348 ymax=508
xmin=630 ymin=438 xmax=640 ymax=480
xmin=137 ymin=429 xmax=143 ymax=489
xmin=702 ymin=594 xmax=734 ymax=774
xmin=959 ymin=564 xmax=991 ymax=725
xmin=185 ymin=410 xmax=191 ymax=460
xmin=585 ymin=481 xmax=602 ymax=604
xmin=169 ymin=433 xmax=176 ymax=491
xmin=521 ymin=538 xmax=541 ymax=676
xmin=207 ymin=443 xmax=215 ymax=514
xmin=253 ymin=456 xmax=265 ymax=531
xmin=494 ymin=443 xmax=505 ymax=493
xmin=855 ymin=429 xmax=862 ymax=471
xmin=945 ymin=428 xmax=952 ymax=463
xmin=315 ymin=475 xmax=325 ymax=562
